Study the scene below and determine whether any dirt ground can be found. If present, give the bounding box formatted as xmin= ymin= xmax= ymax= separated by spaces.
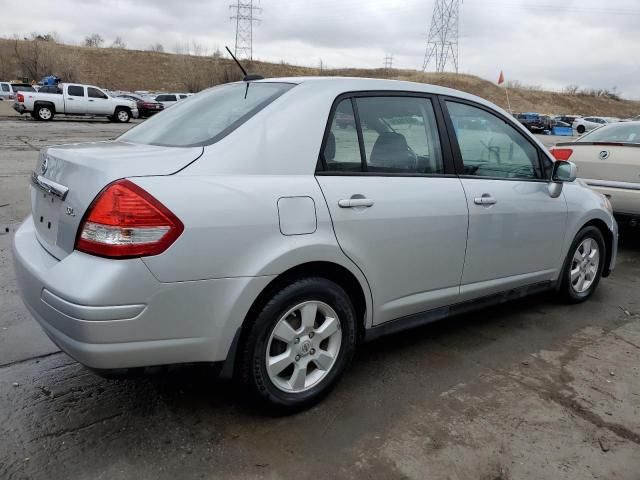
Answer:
xmin=1 ymin=116 xmax=639 ymax=480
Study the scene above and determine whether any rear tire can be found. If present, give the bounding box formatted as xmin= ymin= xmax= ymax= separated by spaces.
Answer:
xmin=558 ymin=226 xmax=605 ymax=303
xmin=577 ymin=125 xmax=586 ymax=134
xmin=36 ymin=105 xmax=54 ymax=121
xmin=239 ymin=277 xmax=357 ymax=412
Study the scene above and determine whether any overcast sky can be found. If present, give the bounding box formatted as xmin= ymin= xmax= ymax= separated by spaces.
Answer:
xmin=2 ymin=0 xmax=639 ymax=98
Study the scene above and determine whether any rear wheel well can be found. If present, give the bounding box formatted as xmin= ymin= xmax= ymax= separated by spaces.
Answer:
xmin=581 ymin=219 xmax=613 ymax=277
xmin=232 ymin=262 xmax=368 ymax=376
xmin=34 ymin=101 xmax=55 ymax=113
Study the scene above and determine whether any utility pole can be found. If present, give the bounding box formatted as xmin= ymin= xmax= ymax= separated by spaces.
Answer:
xmin=384 ymin=53 xmax=394 ymax=70
xmin=422 ymin=0 xmax=462 ymax=73
xmin=229 ymin=0 xmax=261 ymax=60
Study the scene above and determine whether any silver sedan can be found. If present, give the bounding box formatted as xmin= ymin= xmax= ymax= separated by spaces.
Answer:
xmin=13 ymin=77 xmax=618 ymax=411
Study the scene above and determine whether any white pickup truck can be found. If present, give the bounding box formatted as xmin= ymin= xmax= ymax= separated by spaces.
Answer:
xmin=13 ymin=83 xmax=138 ymax=122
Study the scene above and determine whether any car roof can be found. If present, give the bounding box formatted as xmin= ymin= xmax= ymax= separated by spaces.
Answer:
xmin=243 ymin=76 xmax=505 ymax=112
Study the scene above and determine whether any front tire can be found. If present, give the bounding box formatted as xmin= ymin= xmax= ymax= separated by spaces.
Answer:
xmin=114 ymin=108 xmax=131 ymax=123
xmin=239 ymin=277 xmax=357 ymax=412
xmin=559 ymin=226 xmax=605 ymax=303
xmin=577 ymin=125 xmax=586 ymax=134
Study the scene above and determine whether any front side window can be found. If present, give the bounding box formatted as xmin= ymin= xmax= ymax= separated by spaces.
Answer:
xmin=67 ymin=85 xmax=85 ymax=97
xmin=88 ymin=87 xmax=107 ymax=99
xmin=120 ymin=82 xmax=293 ymax=147
xmin=320 ymin=95 xmax=444 ymax=174
xmin=1 ymin=84 xmax=9 ymax=92
xmin=446 ymin=101 xmax=542 ymax=179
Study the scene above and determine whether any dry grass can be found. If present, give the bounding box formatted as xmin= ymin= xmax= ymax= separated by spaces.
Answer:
xmin=1 ymin=38 xmax=638 ymax=117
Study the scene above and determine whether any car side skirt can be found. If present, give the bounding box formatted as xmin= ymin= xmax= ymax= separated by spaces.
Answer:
xmin=363 ymin=281 xmax=553 ymax=342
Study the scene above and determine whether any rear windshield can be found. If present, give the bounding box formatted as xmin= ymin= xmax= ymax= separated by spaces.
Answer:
xmin=13 ymin=84 xmax=35 ymax=92
xmin=580 ymin=123 xmax=640 ymax=144
xmin=120 ymin=82 xmax=294 ymax=147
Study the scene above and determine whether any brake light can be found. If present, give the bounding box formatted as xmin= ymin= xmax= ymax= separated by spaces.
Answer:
xmin=16 ymin=93 xmax=24 ymax=102
xmin=76 ymin=179 xmax=183 ymax=258
xmin=550 ymin=148 xmax=573 ymax=161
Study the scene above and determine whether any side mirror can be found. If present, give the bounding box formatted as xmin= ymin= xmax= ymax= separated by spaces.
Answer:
xmin=551 ymin=161 xmax=577 ymax=183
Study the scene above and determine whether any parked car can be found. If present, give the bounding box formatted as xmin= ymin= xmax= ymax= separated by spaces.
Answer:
xmin=118 ymin=94 xmax=164 ymax=118
xmin=0 ymin=82 xmax=35 ymax=101
xmin=515 ymin=112 xmax=552 ymax=133
xmin=572 ymin=116 xmax=611 ymax=134
xmin=13 ymin=78 xmax=617 ymax=411
xmin=551 ymin=121 xmax=640 ymax=224
xmin=555 ymin=115 xmax=579 ymax=126
xmin=154 ymin=93 xmax=191 ymax=108
xmin=12 ymin=83 xmax=138 ymax=122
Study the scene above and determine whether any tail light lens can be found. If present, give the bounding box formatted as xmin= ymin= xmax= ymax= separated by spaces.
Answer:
xmin=76 ymin=179 xmax=183 ymax=258
xmin=550 ymin=148 xmax=573 ymax=161
xmin=16 ymin=93 xmax=24 ymax=102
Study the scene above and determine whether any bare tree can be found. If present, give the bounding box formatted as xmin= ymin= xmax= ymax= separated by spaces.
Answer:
xmin=149 ymin=43 xmax=164 ymax=53
xmin=12 ymin=39 xmax=55 ymax=80
xmin=84 ymin=33 xmax=104 ymax=48
xmin=563 ymin=84 xmax=580 ymax=95
xmin=111 ymin=36 xmax=126 ymax=49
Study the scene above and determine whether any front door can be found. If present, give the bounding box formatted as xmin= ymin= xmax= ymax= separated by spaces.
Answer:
xmin=87 ymin=87 xmax=113 ymax=115
xmin=443 ymin=99 xmax=567 ymax=300
xmin=316 ymin=95 xmax=469 ymax=325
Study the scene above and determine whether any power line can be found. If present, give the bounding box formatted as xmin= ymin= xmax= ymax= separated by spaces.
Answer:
xmin=229 ymin=0 xmax=261 ymax=60
xmin=422 ymin=0 xmax=462 ymax=73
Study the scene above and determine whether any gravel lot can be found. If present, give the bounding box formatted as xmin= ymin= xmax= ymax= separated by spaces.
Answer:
xmin=1 ymin=117 xmax=639 ymax=480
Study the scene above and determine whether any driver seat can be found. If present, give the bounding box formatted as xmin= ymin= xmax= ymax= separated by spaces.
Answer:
xmin=369 ymin=132 xmax=413 ymax=170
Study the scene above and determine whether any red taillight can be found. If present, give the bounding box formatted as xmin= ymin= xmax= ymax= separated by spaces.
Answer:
xmin=550 ymin=148 xmax=573 ymax=161
xmin=76 ymin=179 xmax=183 ymax=258
xmin=16 ymin=93 xmax=24 ymax=102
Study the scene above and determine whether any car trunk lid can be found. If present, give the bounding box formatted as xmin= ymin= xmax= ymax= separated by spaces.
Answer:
xmin=31 ymin=140 xmax=203 ymax=260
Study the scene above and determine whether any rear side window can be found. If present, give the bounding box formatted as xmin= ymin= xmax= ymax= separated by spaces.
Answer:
xmin=121 ymin=82 xmax=294 ymax=147
xmin=320 ymin=99 xmax=362 ymax=172
xmin=1 ymin=84 xmax=9 ymax=92
xmin=320 ymin=96 xmax=444 ymax=174
xmin=67 ymin=85 xmax=85 ymax=97
xmin=446 ymin=101 xmax=543 ymax=179
xmin=156 ymin=95 xmax=175 ymax=102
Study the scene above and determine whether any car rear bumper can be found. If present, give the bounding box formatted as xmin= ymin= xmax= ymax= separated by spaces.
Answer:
xmin=585 ymin=179 xmax=640 ymax=217
xmin=12 ymin=216 xmax=273 ymax=369
xmin=12 ymin=102 xmax=27 ymax=114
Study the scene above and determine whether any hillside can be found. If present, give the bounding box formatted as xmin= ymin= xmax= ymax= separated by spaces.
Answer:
xmin=1 ymin=38 xmax=638 ymax=117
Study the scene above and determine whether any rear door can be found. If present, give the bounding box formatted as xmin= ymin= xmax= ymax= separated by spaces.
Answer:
xmin=442 ymin=98 xmax=567 ymax=300
xmin=317 ymin=93 xmax=469 ymax=325
xmin=65 ymin=85 xmax=88 ymax=113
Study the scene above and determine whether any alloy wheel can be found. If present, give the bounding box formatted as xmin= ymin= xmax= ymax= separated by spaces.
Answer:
xmin=266 ymin=301 xmax=342 ymax=393
xmin=570 ymin=237 xmax=600 ymax=293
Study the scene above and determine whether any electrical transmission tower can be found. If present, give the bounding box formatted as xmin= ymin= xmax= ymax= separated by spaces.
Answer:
xmin=422 ymin=0 xmax=462 ymax=73
xmin=384 ymin=53 xmax=394 ymax=70
xmin=230 ymin=0 xmax=261 ymax=60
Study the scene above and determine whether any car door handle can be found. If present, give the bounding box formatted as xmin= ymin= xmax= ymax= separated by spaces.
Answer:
xmin=88 ymin=99 xmax=94 ymax=102
xmin=338 ymin=198 xmax=374 ymax=208
xmin=474 ymin=194 xmax=497 ymax=206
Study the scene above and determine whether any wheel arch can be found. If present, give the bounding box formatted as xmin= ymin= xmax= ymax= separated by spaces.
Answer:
xmin=581 ymin=218 xmax=614 ymax=278
xmin=34 ymin=101 xmax=56 ymax=114
xmin=222 ymin=260 xmax=371 ymax=379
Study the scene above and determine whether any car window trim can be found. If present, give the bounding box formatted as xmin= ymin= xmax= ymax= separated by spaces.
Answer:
xmin=316 ymin=90 xmax=456 ymax=177
xmin=439 ymin=95 xmax=549 ymax=182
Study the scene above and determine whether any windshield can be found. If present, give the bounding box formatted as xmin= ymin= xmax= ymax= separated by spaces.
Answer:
xmin=120 ymin=82 xmax=294 ymax=147
xmin=580 ymin=123 xmax=640 ymax=144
